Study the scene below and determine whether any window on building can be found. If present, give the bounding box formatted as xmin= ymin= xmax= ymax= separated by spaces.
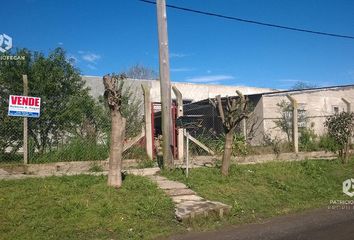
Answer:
xmin=332 ymin=106 xmax=339 ymax=114
xmin=284 ymin=103 xmax=307 ymax=128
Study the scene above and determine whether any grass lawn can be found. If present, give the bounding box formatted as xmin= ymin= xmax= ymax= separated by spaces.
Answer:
xmin=162 ymin=158 xmax=354 ymax=229
xmin=0 ymin=175 xmax=182 ymax=240
xmin=1 ymin=159 xmax=353 ymax=239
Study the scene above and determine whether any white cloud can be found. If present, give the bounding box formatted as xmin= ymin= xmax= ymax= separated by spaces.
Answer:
xmin=66 ymin=53 xmax=78 ymax=65
xmin=170 ymin=68 xmax=195 ymax=72
xmin=77 ymin=51 xmax=101 ymax=64
xmin=82 ymin=53 xmax=101 ymax=63
xmin=203 ymin=81 xmax=221 ymax=85
xmin=58 ymin=42 xmax=63 ymax=45
xmin=185 ymin=75 xmax=234 ymax=83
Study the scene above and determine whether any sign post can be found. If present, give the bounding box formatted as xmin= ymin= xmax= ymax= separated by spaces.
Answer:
xmin=176 ymin=115 xmax=204 ymax=177
xmin=8 ymin=94 xmax=41 ymax=118
xmin=8 ymin=75 xmax=41 ymax=164
xmin=23 ymin=75 xmax=28 ymax=164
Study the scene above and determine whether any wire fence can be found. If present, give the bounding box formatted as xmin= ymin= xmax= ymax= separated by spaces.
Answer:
xmin=181 ymin=99 xmax=250 ymax=156
xmin=0 ymin=80 xmax=146 ymax=165
xmin=1 ymin=78 xmax=353 ymax=165
xmin=178 ymin=95 xmax=353 ymax=157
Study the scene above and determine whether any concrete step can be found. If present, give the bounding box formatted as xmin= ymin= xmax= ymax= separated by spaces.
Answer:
xmin=176 ymin=200 xmax=231 ymax=221
xmin=146 ymin=175 xmax=231 ymax=221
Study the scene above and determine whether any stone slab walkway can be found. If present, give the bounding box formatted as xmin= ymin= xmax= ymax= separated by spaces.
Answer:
xmin=147 ymin=175 xmax=231 ymax=221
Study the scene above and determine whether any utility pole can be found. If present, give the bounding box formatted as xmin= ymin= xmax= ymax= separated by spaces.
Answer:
xmin=156 ymin=0 xmax=173 ymax=168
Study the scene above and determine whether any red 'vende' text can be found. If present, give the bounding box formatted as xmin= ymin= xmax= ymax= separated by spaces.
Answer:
xmin=11 ymin=96 xmax=40 ymax=107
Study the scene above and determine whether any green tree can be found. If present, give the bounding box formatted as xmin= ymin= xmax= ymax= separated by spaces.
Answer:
xmin=0 ymin=49 xmax=31 ymax=158
xmin=274 ymin=100 xmax=293 ymax=142
xmin=274 ymin=100 xmax=307 ymax=144
xmin=0 ymin=48 xmax=104 ymax=157
xmin=324 ymin=112 xmax=354 ymax=163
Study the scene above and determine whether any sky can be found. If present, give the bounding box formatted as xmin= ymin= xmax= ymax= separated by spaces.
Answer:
xmin=1 ymin=0 xmax=354 ymax=89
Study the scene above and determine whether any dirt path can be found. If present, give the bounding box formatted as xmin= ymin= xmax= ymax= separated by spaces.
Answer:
xmin=168 ymin=208 xmax=354 ymax=240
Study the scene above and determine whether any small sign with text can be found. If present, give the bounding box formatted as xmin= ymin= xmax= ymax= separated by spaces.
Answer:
xmin=8 ymin=95 xmax=41 ymax=118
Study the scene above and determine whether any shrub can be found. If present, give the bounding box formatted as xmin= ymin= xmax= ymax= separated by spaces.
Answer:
xmin=324 ymin=112 xmax=354 ymax=163
xmin=299 ymin=126 xmax=318 ymax=152
xmin=232 ymin=134 xmax=248 ymax=156
xmin=318 ymin=134 xmax=340 ymax=153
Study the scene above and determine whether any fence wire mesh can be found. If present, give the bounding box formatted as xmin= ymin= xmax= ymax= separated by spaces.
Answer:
xmin=0 ymin=77 xmax=146 ymax=164
xmin=1 ymin=76 xmax=353 ymax=165
xmin=181 ymin=99 xmax=251 ymax=157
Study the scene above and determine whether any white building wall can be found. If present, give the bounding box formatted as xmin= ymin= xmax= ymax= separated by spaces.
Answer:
xmin=248 ymin=97 xmax=265 ymax=145
xmin=258 ymin=86 xmax=354 ymax=144
xmin=82 ymin=76 xmax=275 ymax=103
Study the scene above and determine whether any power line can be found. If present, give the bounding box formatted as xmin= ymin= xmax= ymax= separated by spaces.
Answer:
xmin=139 ymin=0 xmax=354 ymax=40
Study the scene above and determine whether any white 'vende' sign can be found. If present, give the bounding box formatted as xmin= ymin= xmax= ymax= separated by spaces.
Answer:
xmin=8 ymin=95 xmax=41 ymax=118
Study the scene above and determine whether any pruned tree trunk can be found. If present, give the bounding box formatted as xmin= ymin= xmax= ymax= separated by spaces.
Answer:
xmin=103 ymin=74 xmax=126 ymax=188
xmin=212 ymin=91 xmax=249 ymax=176
xmin=108 ymin=111 xmax=126 ymax=188
xmin=221 ymin=130 xmax=234 ymax=176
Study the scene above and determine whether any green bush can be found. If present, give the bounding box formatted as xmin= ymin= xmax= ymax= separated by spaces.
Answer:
xmin=319 ymin=134 xmax=341 ymax=153
xmin=299 ymin=127 xmax=319 ymax=152
xmin=232 ymin=134 xmax=248 ymax=156
xmin=324 ymin=112 xmax=354 ymax=162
